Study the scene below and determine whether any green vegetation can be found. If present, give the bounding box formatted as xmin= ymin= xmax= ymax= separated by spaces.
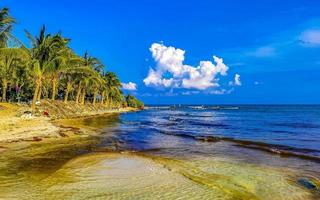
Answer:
xmin=126 ymin=95 xmax=144 ymax=109
xmin=0 ymin=7 xmax=143 ymax=110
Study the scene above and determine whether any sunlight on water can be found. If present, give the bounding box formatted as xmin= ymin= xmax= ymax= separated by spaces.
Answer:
xmin=0 ymin=151 xmax=317 ymax=200
xmin=0 ymin=112 xmax=319 ymax=200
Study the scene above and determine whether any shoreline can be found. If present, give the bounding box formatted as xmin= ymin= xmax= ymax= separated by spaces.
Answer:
xmin=0 ymin=103 xmax=319 ymax=199
xmin=0 ymin=101 xmax=139 ymax=148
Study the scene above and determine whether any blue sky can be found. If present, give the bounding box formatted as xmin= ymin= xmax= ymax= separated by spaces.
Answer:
xmin=2 ymin=0 xmax=320 ymax=104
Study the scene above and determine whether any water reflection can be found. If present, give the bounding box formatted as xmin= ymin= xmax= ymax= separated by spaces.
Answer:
xmin=0 ymin=111 xmax=319 ymax=199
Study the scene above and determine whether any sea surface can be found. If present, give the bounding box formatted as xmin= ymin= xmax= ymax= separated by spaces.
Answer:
xmin=117 ymin=105 xmax=320 ymax=159
xmin=0 ymin=105 xmax=319 ymax=199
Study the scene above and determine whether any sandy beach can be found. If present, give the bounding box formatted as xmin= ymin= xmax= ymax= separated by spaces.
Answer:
xmin=0 ymin=102 xmax=138 ymax=146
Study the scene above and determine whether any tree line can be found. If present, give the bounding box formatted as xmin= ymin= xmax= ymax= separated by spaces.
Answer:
xmin=0 ymin=7 xmax=144 ymax=110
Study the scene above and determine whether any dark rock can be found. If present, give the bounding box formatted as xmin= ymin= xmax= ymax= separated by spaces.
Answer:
xmin=297 ymin=178 xmax=318 ymax=190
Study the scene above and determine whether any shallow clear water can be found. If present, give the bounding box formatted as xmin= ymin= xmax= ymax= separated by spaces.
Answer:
xmin=0 ymin=106 xmax=319 ymax=199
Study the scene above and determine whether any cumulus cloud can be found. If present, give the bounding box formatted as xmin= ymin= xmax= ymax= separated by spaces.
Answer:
xmin=300 ymin=29 xmax=320 ymax=46
xmin=229 ymin=74 xmax=241 ymax=86
xmin=144 ymin=43 xmax=229 ymax=90
xmin=122 ymin=82 xmax=137 ymax=91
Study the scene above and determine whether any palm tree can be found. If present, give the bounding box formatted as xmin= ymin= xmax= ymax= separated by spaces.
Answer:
xmin=47 ymin=34 xmax=70 ymax=100
xmin=0 ymin=7 xmax=142 ymax=109
xmin=0 ymin=7 xmax=16 ymax=48
xmin=72 ymin=52 xmax=104 ymax=104
xmin=88 ymin=73 xmax=105 ymax=105
xmin=61 ymin=52 xmax=103 ymax=103
xmin=59 ymin=50 xmax=82 ymax=103
xmin=83 ymin=51 xmax=104 ymax=73
xmin=110 ymin=88 xmax=124 ymax=108
xmin=26 ymin=25 xmax=66 ymax=110
xmin=0 ymin=48 xmax=29 ymax=102
xmin=103 ymin=72 xmax=122 ymax=108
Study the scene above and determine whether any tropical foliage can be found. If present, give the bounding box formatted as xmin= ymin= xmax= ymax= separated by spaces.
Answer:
xmin=0 ymin=7 xmax=143 ymax=109
xmin=126 ymin=95 xmax=144 ymax=109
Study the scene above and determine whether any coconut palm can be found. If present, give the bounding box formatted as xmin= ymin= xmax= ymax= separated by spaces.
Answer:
xmin=61 ymin=53 xmax=103 ymax=103
xmin=103 ymin=72 xmax=122 ymax=108
xmin=59 ymin=50 xmax=83 ymax=103
xmin=88 ymin=73 xmax=105 ymax=105
xmin=26 ymin=25 xmax=66 ymax=110
xmin=0 ymin=48 xmax=29 ymax=101
xmin=0 ymin=7 xmax=143 ymax=110
xmin=71 ymin=52 xmax=104 ymax=104
xmin=0 ymin=7 xmax=16 ymax=48
xmin=83 ymin=51 xmax=104 ymax=74
xmin=47 ymin=34 xmax=70 ymax=100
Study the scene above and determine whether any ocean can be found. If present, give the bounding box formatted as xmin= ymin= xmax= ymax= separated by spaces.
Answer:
xmin=115 ymin=105 xmax=320 ymax=160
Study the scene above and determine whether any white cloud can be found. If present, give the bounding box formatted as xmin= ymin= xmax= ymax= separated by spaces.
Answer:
xmin=248 ymin=46 xmax=276 ymax=57
xmin=122 ymin=82 xmax=137 ymax=91
xmin=208 ymin=88 xmax=234 ymax=95
xmin=144 ymin=43 xmax=229 ymax=90
xmin=229 ymin=74 xmax=241 ymax=86
xmin=234 ymin=74 xmax=241 ymax=86
xmin=300 ymin=29 xmax=320 ymax=46
xmin=181 ymin=91 xmax=200 ymax=95
xmin=229 ymin=62 xmax=245 ymax=67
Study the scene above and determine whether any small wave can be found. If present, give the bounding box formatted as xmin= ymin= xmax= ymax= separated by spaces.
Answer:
xmin=271 ymin=130 xmax=297 ymax=135
xmin=190 ymin=121 xmax=230 ymax=128
xmin=208 ymin=106 xmax=240 ymax=110
xmin=270 ymin=122 xmax=320 ymax=129
xmin=165 ymin=116 xmax=184 ymax=122
xmin=155 ymin=130 xmax=320 ymax=163
xmin=188 ymin=106 xmax=206 ymax=110
xmin=144 ymin=106 xmax=171 ymax=110
xmin=221 ymin=107 xmax=240 ymax=110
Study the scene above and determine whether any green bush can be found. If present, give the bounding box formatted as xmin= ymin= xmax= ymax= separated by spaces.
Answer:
xmin=126 ymin=95 xmax=144 ymax=109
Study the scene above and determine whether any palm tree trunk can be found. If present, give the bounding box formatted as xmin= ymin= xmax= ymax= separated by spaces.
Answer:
xmin=1 ymin=79 xmax=8 ymax=102
xmin=100 ymin=91 xmax=105 ymax=105
xmin=51 ymin=78 xmax=58 ymax=100
xmin=36 ymin=82 xmax=42 ymax=101
xmin=32 ymin=79 xmax=41 ymax=112
xmin=64 ymin=81 xmax=72 ymax=103
xmin=75 ymin=85 xmax=82 ymax=104
xmin=64 ymin=90 xmax=69 ymax=103
xmin=43 ymin=87 xmax=48 ymax=99
xmin=105 ymin=94 xmax=109 ymax=108
xmin=92 ymin=89 xmax=98 ymax=105
xmin=110 ymin=99 xmax=113 ymax=109
xmin=80 ymin=88 xmax=86 ymax=105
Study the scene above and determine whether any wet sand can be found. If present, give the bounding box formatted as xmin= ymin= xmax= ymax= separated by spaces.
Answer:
xmin=0 ymin=150 xmax=318 ymax=200
xmin=0 ymin=102 xmax=136 ymax=145
xmin=0 ymin=109 xmax=319 ymax=200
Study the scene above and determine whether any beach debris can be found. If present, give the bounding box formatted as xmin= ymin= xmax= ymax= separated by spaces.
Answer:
xmin=43 ymin=110 xmax=50 ymax=117
xmin=20 ymin=110 xmax=33 ymax=118
xmin=32 ymin=136 xmax=42 ymax=141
